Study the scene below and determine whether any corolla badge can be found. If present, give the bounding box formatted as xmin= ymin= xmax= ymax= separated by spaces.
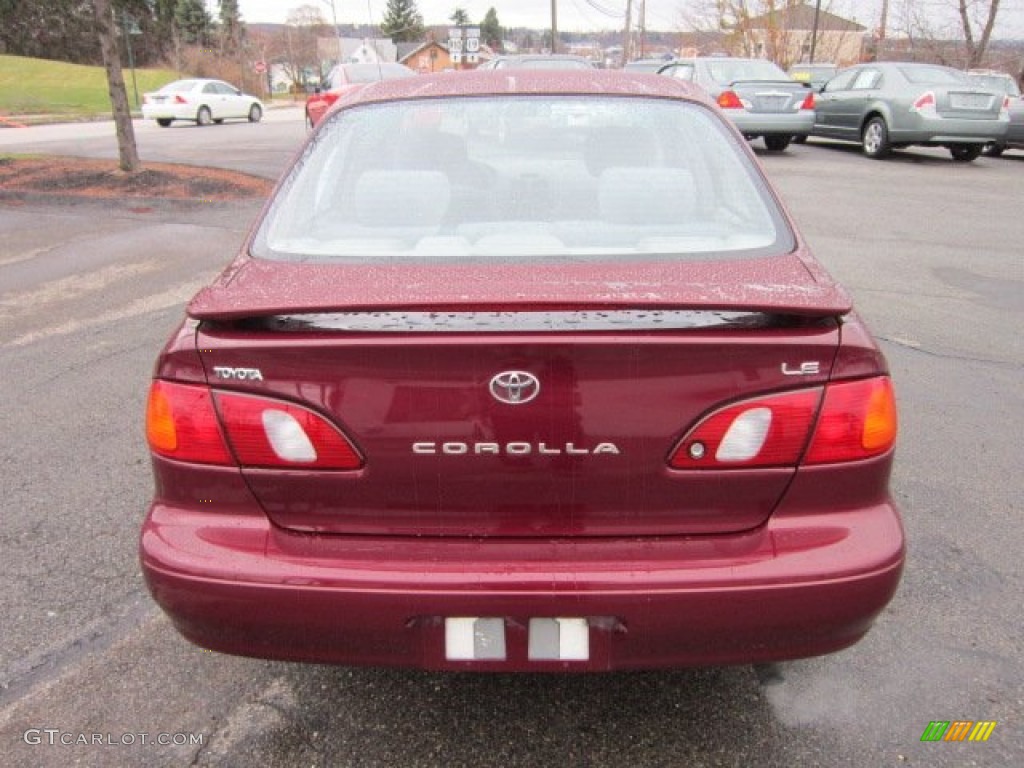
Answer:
xmin=489 ymin=371 xmax=540 ymax=404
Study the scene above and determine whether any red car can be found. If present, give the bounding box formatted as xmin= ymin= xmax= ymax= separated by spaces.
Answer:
xmin=142 ymin=70 xmax=904 ymax=671
xmin=304 ymin=62 xmax=416 ymax=128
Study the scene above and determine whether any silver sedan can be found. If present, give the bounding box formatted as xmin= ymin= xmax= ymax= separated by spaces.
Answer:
xmin=658 ymin=57 xmax=815 ymax=151
xmin=811 ymin=62 xmax=1008 ymax=161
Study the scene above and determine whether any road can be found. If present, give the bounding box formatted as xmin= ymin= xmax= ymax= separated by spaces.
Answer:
xmin=0 ymin=113 xmax=1021 ymax=767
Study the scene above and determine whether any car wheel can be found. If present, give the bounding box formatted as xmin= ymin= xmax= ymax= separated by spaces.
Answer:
xmin=248 ymin=104 xmax=263 ymax=123
xmin=949 ymin=144 xmax=982 ymax=162
xmin=792 ymin=135 xmax=807 ymax=144
xmin=156 ymin=118 xmax=172 ymax=127
xmin=196 ymin=106 xmax=213 ymax=126
xmin=764 ymin=136 xmax=791 ymax=151
xmin=981 ymin=142 xmax=1004 ymax=158
xmin=861 ymin=116 xmax=891 ymax=159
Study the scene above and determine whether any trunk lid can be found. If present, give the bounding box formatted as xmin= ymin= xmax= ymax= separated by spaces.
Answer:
xmin=191 ymin=255 xmax=845 ymax=538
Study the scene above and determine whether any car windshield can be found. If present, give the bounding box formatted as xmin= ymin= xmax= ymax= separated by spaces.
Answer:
xmin=706 ymin=60 xmax=788 ymax=84
xmin=900 ymin=65 xmax=968 ymax=85
xmin=255 ymin=96 xmax=791 ymax=263
xmin=342 ymin=63 xmax=414 ymax=84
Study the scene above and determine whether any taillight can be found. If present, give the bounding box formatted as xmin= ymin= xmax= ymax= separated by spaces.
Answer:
xmin=668 ymin=376 xmax=897 ymax=470
xmin=146 ymin=381 xmax=233 ymax=464
xmin=805 ymin=377 xmax=897 ymax=464
xmin=799 ymin=91 xmax=815 ymax=110
xmin=1001 ymin=96 xmax=1011 ymax=118
xmin=213 ymin=391 xmax=363 ymax=469
xmin=911 ymin=91 xmax=936 ymax=114
xmin=174 ymin=94 xmax=188 ymax=104
xmin=717 ymin=90 xmax=744 ymax=109
xmin=669 ymin=389 xmax=822 ymax=469
xmin=145 ymin=381 xmax=363 ymax=469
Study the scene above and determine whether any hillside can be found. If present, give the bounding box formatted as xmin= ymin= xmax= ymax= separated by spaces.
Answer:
xmin=0 ymin=55 xmax=181 ymax=118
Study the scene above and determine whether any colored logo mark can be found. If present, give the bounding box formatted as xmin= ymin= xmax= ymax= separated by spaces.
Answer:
xmin=921 ymin=721 xmax=997 ymax=742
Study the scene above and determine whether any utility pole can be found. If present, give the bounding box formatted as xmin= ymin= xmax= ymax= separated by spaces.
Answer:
xmin=639 ymin=0 xmax=646 ymax=60
xmin=551 ymin=0 xmax=558 ymax=54
xmin=622 ymin=0 xmax=633 ymax=66
xmin=878 ymin=0 xmax=889 ymax=59
xmin=809 ymin=0 xmax=822 ymax=62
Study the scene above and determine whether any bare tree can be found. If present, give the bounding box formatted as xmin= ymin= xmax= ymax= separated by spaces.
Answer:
xmin=93 ymin=0 xmax=140 ymax=172
xmin=280 ymin=5 xmax=328 ymax=92
xmin=956 ymin=0 xmax=1000 ymax=68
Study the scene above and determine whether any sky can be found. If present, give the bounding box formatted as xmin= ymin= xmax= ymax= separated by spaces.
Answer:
xmin=228 ymin=1 xmax=1023 ymax=39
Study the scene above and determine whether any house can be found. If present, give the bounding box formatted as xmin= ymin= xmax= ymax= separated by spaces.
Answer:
xmin=737 ymin=3 xmax=866 ymax=68
xmin=399 ymin=40 xmax=454 ymax=73
xmin=317 ymin=37 xmax=399 ymax=69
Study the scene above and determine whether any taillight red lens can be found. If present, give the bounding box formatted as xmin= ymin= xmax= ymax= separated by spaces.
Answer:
xmin=146 ymin=381 xmax=363 ymax=469
xmin=668 ymin=376 xmax=897 ymax=469
xmin=717 ymin=90 xmax=744 ymax=109
xmin=146 ymin=380 xmax=233 ymax=464
xmin=911 ymin=91 xmax=936 ymax=113
xmin=214 ymin=391 xmax=363 ymax=470
xmin=799 ymin=91 xmax=815 ymax=110
xmin=669 ymin=389 xmax=822 ymax=469
xmin=805 ymin=377 xmax=897 ymax=463
xmin=174 ymin=94 xmax=188 ymax=104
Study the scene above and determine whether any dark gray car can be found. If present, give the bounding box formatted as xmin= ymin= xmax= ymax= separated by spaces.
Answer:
xmin=811 ymin=62 xmax=1008 ymax=161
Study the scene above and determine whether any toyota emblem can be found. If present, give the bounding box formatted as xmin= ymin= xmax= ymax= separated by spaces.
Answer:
xmin=489 ymin=371 xmax=540 ymax=405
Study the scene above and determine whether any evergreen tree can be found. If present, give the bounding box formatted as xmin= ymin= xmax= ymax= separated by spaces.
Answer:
xmin=449 ymin=7 xmax=469 ymax=26
xmin=218 ymin=0 xmax=243 ymax=53
xmin=380 ymin=0 xmax=424 ymax=43
xmin=480 ymin=7 xmax=501 ymax=50
xmin=174 ymin=0 xmax=211 ymax=45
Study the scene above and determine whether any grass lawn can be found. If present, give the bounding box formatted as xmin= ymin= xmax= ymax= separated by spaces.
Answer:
xmin=0 ymin=54 xmax=182 ymax=117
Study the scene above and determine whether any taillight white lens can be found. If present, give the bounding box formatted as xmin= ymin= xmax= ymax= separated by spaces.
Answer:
xmin=716 ymin=407 xmax=772 ymax=461
xmin=669 ymin=389 xmax=821 ymax=469
xmin=262 ymin=410 xmax=317 ymax=462
xmin=214 ymin=391 xmax=363 ymax=470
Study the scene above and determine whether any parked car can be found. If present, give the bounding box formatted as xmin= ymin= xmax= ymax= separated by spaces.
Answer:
xmin=142 ymin=69 xmax=904 ymax=671
xmin=305 ymin=62 xmax=416 ymax=128
xmin=657 ymin=57 xmax=815 ymax=151
xmin=811 ymin=62 xmax=1009 ymax=161
xmin=967 ymin=70 xmax=1024 ymax=156
xmin=477 ymin=54 xmax=595 ymax=70
xmin=788 ymin=62 xmax=839 ymax=90
xmin=141 ymin=79 xmax=263 ymax=127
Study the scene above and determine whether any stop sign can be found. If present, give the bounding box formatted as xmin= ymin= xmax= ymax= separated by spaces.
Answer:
xmin=254 ymin=60 xmax=267 ymax=74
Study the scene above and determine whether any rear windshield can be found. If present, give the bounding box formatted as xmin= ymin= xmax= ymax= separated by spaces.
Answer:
xmin=706 ymin=59 xmax=788 ymax=84
xmin=351 ymin=63 xmax=413 ymax=83
xmin=254 ymin=96 xmax=793 ymax=263
xmin=160 ymin=80 xmax=197 ymax=92
xmin=968 ymin=74 xmax=1020 ymax=97
xmin=900 ymin=65 xmax=968 ymax=85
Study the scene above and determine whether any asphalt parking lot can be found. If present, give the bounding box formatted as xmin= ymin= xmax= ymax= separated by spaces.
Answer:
xmin=0 ymin=110 xmax=1021 ymax=767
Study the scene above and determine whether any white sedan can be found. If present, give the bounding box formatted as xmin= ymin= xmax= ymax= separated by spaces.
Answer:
xmin=142 ymin=79 xmax=263 ymax=127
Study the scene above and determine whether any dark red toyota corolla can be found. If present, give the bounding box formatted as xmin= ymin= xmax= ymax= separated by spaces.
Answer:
xmin=142 ymin=71 xmax=904 ymax=670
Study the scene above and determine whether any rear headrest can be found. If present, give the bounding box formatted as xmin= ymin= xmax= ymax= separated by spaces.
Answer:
xmin=353 ymin=170 xmax=450 ymax=228
xmin=585 ymin=126 xmax=659 ymax=176
xmin=598 ymin=168 xmax=697 ymax=226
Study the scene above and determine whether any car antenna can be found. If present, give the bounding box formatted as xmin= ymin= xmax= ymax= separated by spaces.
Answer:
xmin=366 ymin=0 xmax=385 ymax=81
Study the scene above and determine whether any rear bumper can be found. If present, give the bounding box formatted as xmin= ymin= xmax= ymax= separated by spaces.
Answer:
xmin=892 ymin=114 xmax=1009 ymax=145
xmin=141 ymin=473 xmax=905 ymax=671
xmin=729 ymin=111 xmax=815 ymax=137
